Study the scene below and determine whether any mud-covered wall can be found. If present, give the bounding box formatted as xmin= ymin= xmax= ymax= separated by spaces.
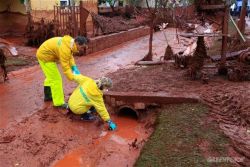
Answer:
xmin=31 ymin=10 xmax=54 ymax=22
xmin=0 ymin=0 xmax=26 ymax=14
xmin=30 ymin=0 xmax=58 ymax=10
xmin=29 ymin=0 xmax=57 ymax=22
xmin=0 ymin=13 xmax=28 ymax=36
xmin=30 ymin=0 xmax=97 ymax=32
xmin=0 ymin=0 xmax=27 ymax=36
xmin=0 ymin=0 xmax=7 ymax=12
xmin=87 ymin=26 xmax=150 ymax=54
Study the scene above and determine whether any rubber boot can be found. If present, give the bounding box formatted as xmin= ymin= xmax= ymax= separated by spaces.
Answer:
xmin=80 ymin=113 xmax=96 ymax=121
xmin=88 ymin=106 xmax=97 ymax=113
xmin=44 ymin=86 xmax=52 ymax=101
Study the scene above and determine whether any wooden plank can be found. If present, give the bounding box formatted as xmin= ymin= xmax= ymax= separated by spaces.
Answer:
xmin=104 ymin=91 xmax=199 ymax=104
xmin=135 ymin=60 xmax=164 ymax=65
xmin=72 ymin=6 xmax=77 ymax=37
xmin=210 ymin=48 xmax=249 ymax=61
xmin=59 ymin=7 xmax=62 ymax=35
xmin=200 ymin=5 xmax=225 ymax=10
xmin=178 ymin=32 xmax=231 ymax=37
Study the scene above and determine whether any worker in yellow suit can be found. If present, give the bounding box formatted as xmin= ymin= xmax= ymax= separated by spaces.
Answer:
xmin=36 ymin=35 xmax=88 ymax=108
xmin=68 ymin=75 xmax=117 ymax=130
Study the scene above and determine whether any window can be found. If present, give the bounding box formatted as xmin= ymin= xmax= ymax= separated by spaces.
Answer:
xmin=60 ymin=0 xmax=70 ymax=6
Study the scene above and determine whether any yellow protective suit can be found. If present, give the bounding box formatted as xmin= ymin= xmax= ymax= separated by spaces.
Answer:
xmin=36 ymin=35 xmax=78 ymax=106
xmin=68 ymin=75 xmax=111 ymax=122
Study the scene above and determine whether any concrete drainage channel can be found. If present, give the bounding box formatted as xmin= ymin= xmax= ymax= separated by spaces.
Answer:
xmin=118 ymin=105 xmax=140 ymax=119
xmin=104 ymin=91 xmax=200 ymax=119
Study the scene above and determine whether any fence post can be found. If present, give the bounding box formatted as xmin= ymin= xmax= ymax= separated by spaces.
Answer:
xmin=80 ymin=1 xmax=85 ymax=36
xmin=72 ymin=6 xmax=77 ymax=37
xmin=80 ymin=1 xmax=90 ymax=37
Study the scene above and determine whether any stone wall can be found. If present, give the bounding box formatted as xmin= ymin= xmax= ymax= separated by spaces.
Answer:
xmin=86 ymin=26 xmax=150 ymax=54
xmin=0 ymin=12 xmax=28 ymax=36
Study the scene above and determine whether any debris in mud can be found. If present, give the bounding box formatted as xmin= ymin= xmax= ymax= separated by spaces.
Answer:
xmin=0 ymin=41 xmax=18 ymax=82
xmin=0 ymin=135 xmax=16 ymax=144
xmin=202 ymin=91 xmax=250 ymax=165
xmin=144 ymin=121 xmax=155 ymax=130
xmin=174 ymin=39 xmax=197 ymax=68
xmin=188 ymin=36 xmax=208 ymax=80
xmin=91 ymin=12 xmax=146 ymax=35
xmin=174 ymin=36 xmax=208 ymax=80
xmin=38 ymin=108 xmax=62 ymax=123
xmin=201 ymin=72 xmax=209 ymax=84
xmin=39 ymin=113 xmax=59 ymax=123
xmin=0 ymin=48 xmax=8 ymax=82
xmin=129 ymin=138 xmax=139 ymax=149
xmin=128 ymin=138 xmax=145 ymax=150
xmin=25 ymin=16 xmax=55 ymax=47
xmin=228 ymin=48 xmax=250 ymax=81
xmin=161 ymin=45 xmax=174 ymax=61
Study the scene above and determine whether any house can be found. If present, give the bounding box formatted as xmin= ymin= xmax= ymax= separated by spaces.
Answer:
xmin=231 ymin=0 xmax=250 ymax=16
xmin=0 ymin=0 xmax=97 ymax=37
xmin=0 ymin=0 xmax=28 ymax=36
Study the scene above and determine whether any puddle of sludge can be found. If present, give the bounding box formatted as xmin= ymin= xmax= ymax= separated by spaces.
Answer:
xmin=53 ymin=148 xmax=86 ymax=167
xmin=53 ymin=115 xmax=154 ymax=167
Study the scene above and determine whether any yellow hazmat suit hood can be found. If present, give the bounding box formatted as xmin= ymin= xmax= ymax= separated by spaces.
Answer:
xmin=36 ymin=35 xmax=78 ymax=80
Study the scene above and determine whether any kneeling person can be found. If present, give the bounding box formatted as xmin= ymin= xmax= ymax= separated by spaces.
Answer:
xmin=68 ymin=75 xmax=117 ymax=130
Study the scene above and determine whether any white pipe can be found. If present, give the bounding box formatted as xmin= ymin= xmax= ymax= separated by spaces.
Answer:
xmin=229 ymin=14 xmax=246 ymax=42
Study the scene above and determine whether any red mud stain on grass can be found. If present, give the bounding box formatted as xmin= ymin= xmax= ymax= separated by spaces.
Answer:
xmin=108 ymin=64 xmax=250 ymax=166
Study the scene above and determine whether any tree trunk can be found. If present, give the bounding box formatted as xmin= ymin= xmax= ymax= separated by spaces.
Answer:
xmin=142 ymin=25 xmax=153 ymax=61
xmin=238 ymin=0 xmax=248 ymax=36
xmin=219 ymin=6 xmax=229 ymax=75
xmin=110 ymin=5 xmax=116 ymax=16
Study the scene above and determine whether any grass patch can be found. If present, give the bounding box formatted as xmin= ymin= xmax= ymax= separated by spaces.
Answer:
xmin=135 ymin=103 xmax=233 ymax=167
xmin=6 ymin=57 xmax=29 ymax=66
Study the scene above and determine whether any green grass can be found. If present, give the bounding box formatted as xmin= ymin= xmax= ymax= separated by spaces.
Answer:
xmin=6 ymin=57 xmax=29 ymax=66
xmin=135 ymin=103 xmax=233 ymax=167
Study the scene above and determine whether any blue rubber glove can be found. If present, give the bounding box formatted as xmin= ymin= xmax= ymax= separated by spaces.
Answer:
xmin=107 ymin=120 xmax=117 ymax=131
xmin=71 ymin=65 xmax=81 ymax=75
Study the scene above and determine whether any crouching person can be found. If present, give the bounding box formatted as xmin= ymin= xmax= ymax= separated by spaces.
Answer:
xmin=68 ymin=75 xmax=117 ymax=131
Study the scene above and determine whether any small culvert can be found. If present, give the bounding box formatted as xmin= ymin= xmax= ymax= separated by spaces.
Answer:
xmin=117 ymin=106 xmax=139 ymax=120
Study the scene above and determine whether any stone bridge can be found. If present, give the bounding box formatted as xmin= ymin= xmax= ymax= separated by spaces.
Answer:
xmin=104 ymin=91 xmax=200 ymax=118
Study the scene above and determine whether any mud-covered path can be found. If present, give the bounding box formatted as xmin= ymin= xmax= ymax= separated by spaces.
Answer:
xmin=0 ymin=29 xmax=184 ymax=167
xmin=0 ymin=28 xmax=184 ymax=129
xmin=1 ymin=28 xmax=250 ymax=166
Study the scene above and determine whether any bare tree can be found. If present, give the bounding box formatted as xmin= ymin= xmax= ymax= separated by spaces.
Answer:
xmin=141 ymin=0 xmax=158 ymax=61
xmin=141 ymin=0 xmax=175 ymax=61
xmin=238 ymin=0 xmax=248 ymax=36
xmin=106 ymin=0 xmax=119 ymax=14
xmin=140 ymin=0 xmax=192 ymax=61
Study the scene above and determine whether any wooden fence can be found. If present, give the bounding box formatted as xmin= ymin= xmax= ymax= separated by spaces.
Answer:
xmin=54 ymin=0 xmax=97 ymax=37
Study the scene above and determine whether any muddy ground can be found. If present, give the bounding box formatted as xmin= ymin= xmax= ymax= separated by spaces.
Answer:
xmin=91 ymin=14 xmax=146 ymax=35
xmin=0 ymin=33 xmax=157 ymax=167
xmin=1 ymin=61 xmax=249 ymax=166
xmin=107 ymin=63 xmax=250 ymax=166
xmin=0 ymin=104 xmax=156 ymax=167
xmin=0 ymin=28 xmax=250 ymax=166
